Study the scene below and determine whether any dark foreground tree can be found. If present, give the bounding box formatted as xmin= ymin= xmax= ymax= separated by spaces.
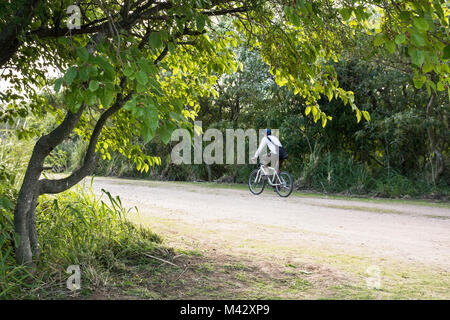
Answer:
xmin=0 ymin=0 xmax=448 ymax=265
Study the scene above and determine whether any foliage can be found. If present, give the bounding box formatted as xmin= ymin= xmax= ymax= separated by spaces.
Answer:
xmin=81 ymin=42 xmax=449 ymax=198
xmin=2 ymin=1 xmax=449 ymax=168
xmin=0 ymin=182 xmax=163 ymax=299
xmin=0 ymin=135 xmax=162 ymax=298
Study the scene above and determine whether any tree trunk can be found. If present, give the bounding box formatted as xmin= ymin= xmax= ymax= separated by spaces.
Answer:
xmin=14 ymin=105 xmax=86 ymax=265
xmin=425 ymin=92 xmax=443 ymax=184
xmin=13 ymin=92 xmax=129 ymax=265
xmin=205 ymin=164 xmax=212 ymax=182
xmin=14 ymin=143 xmax=46 ymax=265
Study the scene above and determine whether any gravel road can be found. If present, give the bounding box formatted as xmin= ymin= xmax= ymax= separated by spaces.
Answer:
xmin=88 ymin=177 xmax=450 ymax=270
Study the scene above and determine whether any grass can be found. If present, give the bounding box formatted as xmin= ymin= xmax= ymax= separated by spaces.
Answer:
xmin=130 ymin=210 xmax=450 ymax=300
xmin=0 ymin=178 xmax=171 ymax=299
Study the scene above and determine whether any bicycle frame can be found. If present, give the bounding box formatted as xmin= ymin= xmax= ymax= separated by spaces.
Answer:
xmin=254 ymin=164 xmax=282 ymax=186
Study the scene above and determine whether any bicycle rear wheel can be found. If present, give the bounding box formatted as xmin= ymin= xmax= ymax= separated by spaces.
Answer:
xmin=248 ymin=169 xmax=266 ymax=195
xmin=276 ymin=171 xmax=293 ymax=197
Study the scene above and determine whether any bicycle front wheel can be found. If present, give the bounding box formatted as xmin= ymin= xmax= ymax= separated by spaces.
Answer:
xmin=276 ymin=172 xmax=294 ymax=197
xmin=248 ymin=169 xmax=266 ymax=195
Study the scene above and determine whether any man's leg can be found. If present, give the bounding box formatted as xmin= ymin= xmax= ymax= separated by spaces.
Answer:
xmin=269 ymin=154 xmax=280 ymax=191
xmin=261 ymin=154 xmax=270 ymax=174
xmin=270 ymin=153 xmax=280 ymax=174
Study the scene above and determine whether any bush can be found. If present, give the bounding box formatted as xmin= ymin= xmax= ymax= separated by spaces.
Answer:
xmin=295 ymin=151 xmax=372 ymax=194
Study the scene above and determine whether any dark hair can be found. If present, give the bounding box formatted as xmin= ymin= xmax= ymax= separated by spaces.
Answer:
xmin=264 ymin=128 xmax=271 ymax=136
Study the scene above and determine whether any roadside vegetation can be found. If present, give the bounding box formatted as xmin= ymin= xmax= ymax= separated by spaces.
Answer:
xmin=0 ymin=137 xmax=164 ymax=299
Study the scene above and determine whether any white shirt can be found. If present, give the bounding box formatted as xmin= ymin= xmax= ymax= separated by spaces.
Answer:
xmin=254 ymin=135 xmax=282 ymax=158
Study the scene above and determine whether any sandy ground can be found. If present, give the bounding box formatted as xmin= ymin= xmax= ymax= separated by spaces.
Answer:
xmin=88 ymin=177 xmax=450 ymax=271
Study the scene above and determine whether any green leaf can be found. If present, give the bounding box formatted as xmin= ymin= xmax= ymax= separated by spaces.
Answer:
xmin=124 ymin=98 xmax=137 ymax=111
xmin=196 ymin=14 xmax=206 ymax=31
xmin=395 ymin=34 xmax=406 ymax=45
xmin=410 ymin=49 xmax=425 ymax=66
xmin=57 ymin=37 xmax=70 ymax=46
xmin=362 ymin=111 xmax=371 ymax=122
xmin=158 ymin=122 xmax=176 ymax=144
xmin=426 ymin=80 xmax=436 ymax=94
xmin=290 ymin=12 xmax=301 ymax=26
xmin=356 ymin=109 xmax=362 ymax=123
xmin=64 ymin=67 xmax=77 ymax=85
xmin=86 ymin=91 xmax=97 ymax=106
xmin=149 ymin=32 xmax=162 ymax=49
xmin=76 ymin=47 xmax=89 ymax=62
xmin=141 ymin=104 xmax=159 ymax=143
xmin=94 ymin=56 xmax=115 ymax=80
xmin=144 ymin=104 xmax=159 ymax=130
xmin=138 ymin=58 xmax=157 ymax=75
xmin=100 ymin=86 xmax=114 ymax=107
xmin=168 ymin=41 xmax=176 ymax=53
xmin=340 ymin=8 xmax=352 ymax=21
xmin=141 ymin=123 xmax=155 ymax=143
xmin=413 ymin=18 xmax=429 ymax=32
xmin=54 ymin=78 xmax=63 ymax=93
xmin=136 ymin=83 xmax=147 ymax=93
xmin=136 ymin=70 xmax=148 ymax=85
xmin=124 ymin=63 xmax=135 ymax=77
xmin=385 ymin=40 xmax=396 ymax=54
xmin=413 ymin=74 xmax=426 ymax=89
xmin=88 ymin=80 xmax=99 ymax=92
xmin=305 ymin=106 xmax=311 ymax=115
xmin=148 ymin=78 xmax=163 ymax=96
xmin=374 ymin=34 xmax=385 ymax=47
xmin=399 ymin=11 xmax=411 ymax=22
xmin=411 ymin=31 xmax=426 ymax=47
xmin=321 ymin=114 xmax=327 ymax=128
xmin=422 ymin=63 xmax=434 ymax=73
xmin=443 ymin=45 xmax=450 ymax=60
xmin=79 ymin=66 xmax=89 ymax=81
xmin=88 ymin=65 xmax=98 ymax=77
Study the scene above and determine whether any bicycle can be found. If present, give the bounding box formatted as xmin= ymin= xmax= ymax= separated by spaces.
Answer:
xmin=248 ymin=163 xmax=294 ymax=197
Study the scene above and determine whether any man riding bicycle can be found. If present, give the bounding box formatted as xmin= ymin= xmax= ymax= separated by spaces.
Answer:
xmin=251 ymin=129 xmax=286 ymax=174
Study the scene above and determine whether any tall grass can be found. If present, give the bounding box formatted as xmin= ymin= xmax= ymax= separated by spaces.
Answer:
xmin=0 ymin=134 xmax=163 ymax=299
xmin=1 ymin=181 xmax=163 ymax=299
xmin=0 ymin=134 xmax=36 ymax=299
xmin=35 ymin=182 xmax=162 ymax=297
xmin=0 ymin=195 xmax=34 ymax=299
xmin=293 ymin=150 xmax=448 ymax=198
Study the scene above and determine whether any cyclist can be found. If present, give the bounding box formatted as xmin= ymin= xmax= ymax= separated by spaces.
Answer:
xmin=251 ymin=129 xmax=285 ymax=175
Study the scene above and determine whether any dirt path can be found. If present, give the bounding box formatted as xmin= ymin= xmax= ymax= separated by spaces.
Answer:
xmin=88 ymin=177 xmax=450 ymax=271
xmin=79 ymin=177 xmax=450 ymax=299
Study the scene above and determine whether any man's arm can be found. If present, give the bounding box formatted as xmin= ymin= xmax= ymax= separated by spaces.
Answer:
xmin=253 ymin=137 xmax=267 ymax=159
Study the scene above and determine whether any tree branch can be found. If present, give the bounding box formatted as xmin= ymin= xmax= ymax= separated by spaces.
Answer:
xmin=38 ymin=95 xmax=130 ymax=194
xmin=36 ymin=103 xmax=87 ymax=156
